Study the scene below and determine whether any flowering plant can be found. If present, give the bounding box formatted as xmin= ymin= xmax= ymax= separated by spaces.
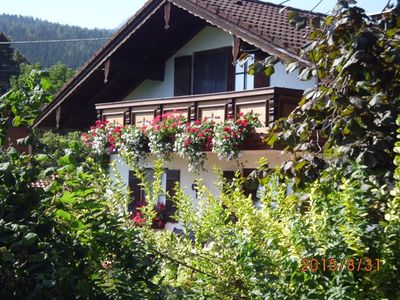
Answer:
xmin=115 ymin=125 xmax=148 ymax=163
xmin=81 ymin=120 xmax=120 ymax=155
xmin=146 ymin=113 xmax=186 ymax=157
xmin=212 ymin=112 xmax=261 ymax=160
xmin=130 ymin=201 xmax=166 ymax=229
xmin=174 ymin=119 xmax=214 ymax=172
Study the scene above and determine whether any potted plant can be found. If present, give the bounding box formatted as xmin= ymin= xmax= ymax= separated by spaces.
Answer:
xmin=212 ymin=112 xmax=261 ymax=160
xmin=146 ymin=112 xmax=186 ymax=158
xmin=174 ymin=119 xmax=215 ymax=172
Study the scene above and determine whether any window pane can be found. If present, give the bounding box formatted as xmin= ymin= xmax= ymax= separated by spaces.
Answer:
xmin=235 ymin=74 xmax=245 ymax=91
xmin=246 ymin=73 xmax=254 ymax=90
xmin=194 ymin=49 xmax=229 ymax=94
xmin=235 ymin=62 xmax=244 ymax=73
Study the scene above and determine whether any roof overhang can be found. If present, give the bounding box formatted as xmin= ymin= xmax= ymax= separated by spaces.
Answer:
xmin=33 ymin=0 xmax=313 ymax=130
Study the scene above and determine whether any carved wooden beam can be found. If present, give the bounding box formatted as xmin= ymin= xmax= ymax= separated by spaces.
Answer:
xmin=164 ymin=2 xmax=171 ymax=30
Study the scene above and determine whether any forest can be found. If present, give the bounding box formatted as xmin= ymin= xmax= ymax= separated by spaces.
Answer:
xmin=0 ymin=14 xmax=113 ymax=68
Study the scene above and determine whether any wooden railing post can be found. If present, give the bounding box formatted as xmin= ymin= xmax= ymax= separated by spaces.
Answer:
xmin=188 ymin=102 xmax=197 ymax=122
xmin=225 ymin=98 xmax=235 ymax=119
xmin=123 ymin=108 xmax=131 ymax=125
xmin=268 ymin=94 xmax=276 ymax=127
xmin=154 ymin=105 xmax=163 ymax=119
xmin=96 ymin=109 xmax=103 ymax=122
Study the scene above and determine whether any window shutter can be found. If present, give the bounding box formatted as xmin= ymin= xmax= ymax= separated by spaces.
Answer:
xmin=254 ymin=53 xmax=270 ymax=88
xmin=128 ymin=171 xmax=145 ymax=214
xmin=222 ymin=171 xmax=235 ymax=193
xmin=223 ymin=171 xmax=235 ymax=183
xmin=174 ymin=56 xmax=192 ymax=96
xmin=165 ymin=170 xmax=180 ymax=222
xmin=242 ymin=168 xmax=258 ymax=200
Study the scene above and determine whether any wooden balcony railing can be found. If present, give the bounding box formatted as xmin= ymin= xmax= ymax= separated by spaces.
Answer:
xmin=95 ymin=87 xmax=303 ymax=150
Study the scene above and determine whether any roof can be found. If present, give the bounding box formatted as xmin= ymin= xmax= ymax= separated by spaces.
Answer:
xmin=171 ymin=0 xmax=321 ymax=60
xmin=34 ymin=0 xmax=321 ymax=129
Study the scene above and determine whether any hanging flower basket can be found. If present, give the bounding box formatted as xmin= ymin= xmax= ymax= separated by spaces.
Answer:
xmin=212 ymin=112 xmax=261 ymax=160
xmin=81 ymin=120 xmax=120 ymax=155
xmin=146 ymin=113 xmax=186 ymax=158
xmin=115 ymin=125 xmax=148 ymax=163
xmin=174 ymin=119 xmax=215 ymax=172
xmin=83 ymin=112 xmax=261 ymax=169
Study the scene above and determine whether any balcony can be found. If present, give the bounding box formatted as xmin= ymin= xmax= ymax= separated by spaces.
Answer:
xmin=95 ymin=87 xmax=303 ymax=150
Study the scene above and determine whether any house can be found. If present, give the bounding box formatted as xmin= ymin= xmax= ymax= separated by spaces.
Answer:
xmin=33 ymin=0 xmax=320 ymax=230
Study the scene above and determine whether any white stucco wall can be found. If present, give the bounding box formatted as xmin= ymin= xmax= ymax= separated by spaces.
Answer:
xmin=270 ymin=62 xmax=316 ymax=90
xmin=110 ymin=150 xmax=291 ymax=230
xmin=125 ymin=26 xmax=233 ymax=100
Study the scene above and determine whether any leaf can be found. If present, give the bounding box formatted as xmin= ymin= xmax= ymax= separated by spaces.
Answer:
xmin=40 ymin=77 xmax=52 ymax=91
xmin=0 ymin=162 xmax=10 ymax=171
xmin=22 ymin=232 xmax=38 ymax=246
xmin=286 ymin=62 xmax=299 ymax=73
xmin=60 ymin=192 xmax=76 ymax=203
xmin=57 ymin=154 xmax=72 ymax=166
xmin=35 ymin=154 xmax=48 ymax=161
xmin=55 ymin=209 xmax=73 ymax=222
xmin=264 ymin=65 xmax=275 ymax=77
xmin=369 ymin=93 xmax=383 ymax=107
xmin=299 ymin=68 xmax=312 ymax=81
xmin=12 ymin=116 xmax=22 ymax=127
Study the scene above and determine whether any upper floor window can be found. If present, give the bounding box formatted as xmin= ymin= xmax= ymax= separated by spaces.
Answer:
xmin=174 ymin=47 xmax=232 ymax=96
xmin=173 ymin=49 xmax=269 ymax=97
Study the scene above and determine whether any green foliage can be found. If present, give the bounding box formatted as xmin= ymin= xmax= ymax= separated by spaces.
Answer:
xmin=0 ymin=143 xmax=162 ymax=299
xmin=0 ymin=14 xmax=113 ymax=68
xmin=34 ymin=130 xmax=108 ymax=172
xmin=0 ymin=32 xmax=28 ymax=95
xmin=0 ymin=53 xmax=161 ymax=298
xmin=266 ymin=1 xmax=400 ymax=185
xmin=0 ymin=67 xmax=52 ymax=146
xmin=11 ymin=63 xmax=75 ymax=96
xmin=0 ymin=63 xmax=74 ymax=147
xmin=136 ymin=162 xmax=399 ymax=299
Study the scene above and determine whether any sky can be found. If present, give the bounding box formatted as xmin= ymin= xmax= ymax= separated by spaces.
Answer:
xmin=0 ymin=0 xmax=394 ymax=30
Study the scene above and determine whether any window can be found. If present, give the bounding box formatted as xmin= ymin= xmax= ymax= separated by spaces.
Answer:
xmin=193 ymin=48 xmax=232 ymax=94
xmin=235 ymin=52 xmax=270 ymax=91
xmin=234 ymin=54 xmax=255 ymax=91
xmin=174 ymin=47 xmax=233 ymax=96
xmin=128 ymin=169 xmax=180 ymax=223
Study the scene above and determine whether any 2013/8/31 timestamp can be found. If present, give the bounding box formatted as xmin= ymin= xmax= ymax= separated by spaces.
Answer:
xmin=300 ymin=258 xmax=381 ymax=272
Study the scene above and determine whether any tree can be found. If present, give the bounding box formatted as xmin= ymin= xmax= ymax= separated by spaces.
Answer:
xmin=264 ymin=0 xmax=400 ymax=186
xmin=10 ymin=63 xmax=75 ymax=97
xmin=0 ymin=32 xmax=27 ymax=95
xmin=0 ymin=63 xmax=75 ymax=146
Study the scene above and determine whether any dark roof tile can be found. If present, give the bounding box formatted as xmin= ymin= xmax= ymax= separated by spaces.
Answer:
xmin=188 ymin=0 xmax=323 ymax=54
